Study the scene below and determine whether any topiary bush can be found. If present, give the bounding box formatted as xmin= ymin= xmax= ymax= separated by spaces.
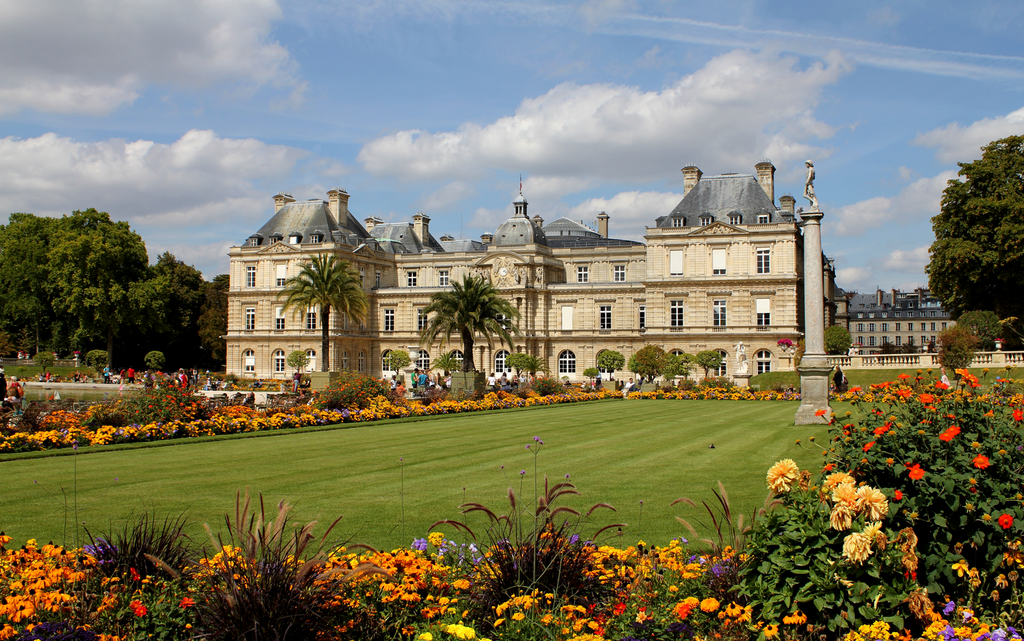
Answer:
xmin=311 ymin=371 xmax=391 ymax=410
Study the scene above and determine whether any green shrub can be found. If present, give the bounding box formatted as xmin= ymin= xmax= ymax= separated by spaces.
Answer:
xmin=144 ymin=350 xmax=166 ymax=370
xmin=938 ymin=325 xmax=980 ymax=371
xmin=828 ymin=375 xmax=1024 ymax=614
xmin=311 ymin=371 xmax=391 ymax=410
xmin=530 ymin=377 xmax=562 ymax=397
xmin=86 ymin=349 xmax=108 ymax=371
xmin=698 ymin=376 xmax=735 ymax=390
xmin=825 ymin=324 xmax=853 ymax=355
xmin=114 ymin=385 xmax=207 ymax=424
xmin=34 ymin=351 xmax=55 ymax=373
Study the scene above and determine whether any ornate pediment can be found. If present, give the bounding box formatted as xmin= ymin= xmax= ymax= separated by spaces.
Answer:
xmin=687 ymin=222 xmax=744 ymax=237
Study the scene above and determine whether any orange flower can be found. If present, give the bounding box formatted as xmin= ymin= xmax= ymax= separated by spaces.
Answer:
xmin=907 ymin=463 xmax=925 ymax=480
xmin=918 ymin=393 xmax=935 ymax=404
xmin=1015 ymin=409 xmax=1023 ymax=422
xmin=973 ymin=455 xmax=990 ymax=470
xmin=863 ymin=441 xmax=875 ymax=452
xmin=894 ymin=490 xmax=903 ymax=500
xmin=999 ymin=514 xmax=1014 ymax=529
xmin=874 ymin=424 xmax=890 ymax=436
xmin=936 ymin=381 xmax=949 ymax=390
xmin=939 ymin=426 xmax=961 ymax=442
xmin=898 ymin=373 xmax=911 ymax=380
xmin=851 ymin=386 xmax=862 ymax=392
xmin=815 ymin=409 xmax=828 ymax=417
xmin=896 ymin=389 xmax=914 ymax=399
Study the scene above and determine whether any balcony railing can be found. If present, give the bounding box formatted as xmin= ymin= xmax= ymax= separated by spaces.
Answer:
xmin=825 ymin=351 xmax=1024 ymax=370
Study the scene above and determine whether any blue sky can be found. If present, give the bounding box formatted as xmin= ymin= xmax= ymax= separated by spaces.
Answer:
xmin=1 ymin=0 xmax=1023 ymax=293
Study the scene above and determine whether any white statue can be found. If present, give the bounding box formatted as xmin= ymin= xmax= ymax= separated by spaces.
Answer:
xmin=734 ymin=341 xmax=746 ymax=362
xmin=804 ymin=160 xmax=819 ymax=211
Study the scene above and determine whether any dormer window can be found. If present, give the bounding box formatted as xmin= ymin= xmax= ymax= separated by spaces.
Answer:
xmin=288 ymin=233 xmax=302 ymax=244
xmin=729 ymin=214 xmax=742 ymax=225
xmin=758 ymin=214 xmax=770 ymax=224
xmin=700 ymin=215 xmax=713 ymax=226
xmin=269 ymin=233 xmax=283 ymax=244
xmin=309 ymin=233 xmax=324 ymax=243
xmin=247 ymin=236 xmax=262 ymax=247
xmin=672 ymin=217 xmax=684 ymax=228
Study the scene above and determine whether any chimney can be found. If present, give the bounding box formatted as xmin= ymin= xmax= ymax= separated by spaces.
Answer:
xmin=327 ymin=188 xmax=349 ymax=223
xmin=755 ymin=160 xmax=775 ymax=204
xmin=779 ymin=194 xmax=796 ymax=215
xmin=412 ymin=212 xmax=430 ymax=245
xmin=440 ymin=234 xmax=454 ymax=242
xmin=532 ymin=214 xmax=544 ymax=228
xmin=273 ymin=192 xmax=295 ymax=213
xmin=364 ymin=216 xmax=381 ymax=233
xmin=597 ymin=211 xmax=609 ymax=239
xmin=681 ymin=165 xmax=703 ymax=197
xmin=481 ymin=232 xmax=494 ymax=245
xmin=891 ymin=288 xmax=898 ymax=308
xmin=876 ymin=289 xmax=883 ymax=307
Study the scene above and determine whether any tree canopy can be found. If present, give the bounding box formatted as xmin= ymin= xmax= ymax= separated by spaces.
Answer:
xmin=824 ymin=325 xmax=853 ymax=355
xmin=928 ymin=135 xmax=1024 ymax=322
xmin=419 ymin=274 xmax=520 ymax=372
xmin=955 ymin=310 xmax=1002 ymax=350
xmin=628 ymin=345 xmax=665 ymax=382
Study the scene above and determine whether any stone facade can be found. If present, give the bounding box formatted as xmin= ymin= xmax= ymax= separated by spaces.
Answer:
xmin=225 ymin=163 xmax=836 ymax=381
xmin=848 ymin=288 xmax=954 ymax=353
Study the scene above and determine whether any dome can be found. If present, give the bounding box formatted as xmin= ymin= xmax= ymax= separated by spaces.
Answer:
xmin=495 ymin=213 xmax=547 ymax=246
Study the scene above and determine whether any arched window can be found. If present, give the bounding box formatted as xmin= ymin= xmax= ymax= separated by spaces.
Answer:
xmin=381 ymin=349 xmax=393 ymax=372
xmin=558 ymin=350 xmax=576 ymax=374
xmin=306 ymin=349 xmax=316 ymax=372
xmin=342 ymin=350 xmax=350 ymax=370
xmin=273 ymin=349 xmax=286 ymax=373
xmin=714 ymin=350 xmax=728 ymax=377
xmin=449 ymin=350 xmax=464 ymax=369
xmin=243 ymin=349 xmax=255 ymax=373
xmin=756 ymin=349 xmax=773 ymax=375
xmin=495 ymin=350 xmax=511 ymax=373
xmin=358 ymin=351 xmax=366 ymax=372
xmin=416 ymin=349 xmax=430 ymax=370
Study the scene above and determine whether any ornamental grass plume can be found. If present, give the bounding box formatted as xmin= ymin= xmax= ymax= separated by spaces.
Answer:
xmin=766 ymin=459 xmax=800 ymax=493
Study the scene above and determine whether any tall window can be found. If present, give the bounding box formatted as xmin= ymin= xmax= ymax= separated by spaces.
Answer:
xmin=417 ymin=309 xmax=428 ymax=331
xmin=438 ymin=269 xmax=450 ymax=286
xmin=450 ymin=350 xmax=464 ymax=369
xmin=670 ymin=301 xmax=684 ymax=327
xmin=495 ymin=350 xmax=510 ymax=373
xmin=756 ymin=299 xmax=770 ymax=326
xmin=756 ymin=350 xmax=772 ymax=375
xmin=358 ymin=351 xmax=365 ymax=372
xmin=375 ymin=270 xmax=381 ymax=288
xmin=869 ymin=336 xmax=876 ymax=347
xmin=384 ymin=309 xmax=395 ymax=332
xmin=908 ymin=322 xmax=914 ymax=331
xmin=359 ymin=267 xmax=365 ymax=287
xmin=714 ymin=350 xmax=728 ymax=376
xmin=577 ymin=266 xmax=589 ymax=283
xmin=276 ymin=265 xmax=287 ymax=287
xmin=756 ymin=248 xmax=770 ymax=274
xmin=407 ymin=271 xmax=418 ymax=287
xmin=342 ymin=350 xmax=350 ymax=370
xmin=613 ymin=265 xmax=625 ymax=282
xmin=245 ymin=307 xmax=256 ymax=330
xmin=416 ymin=350 xmax=430 ymax=370
xmin=558 ymin=350 xmax=576 ymax=374
xmin=868 ymin=323 xmax=875 ymax=332
xmin=713 ymin=300 xmax=727 ymax=326
xmin=273 ymin=350 xmax=286 ymax=373
xmin=306 ymin=349 xmax=316 ymax=371
xmin=895 ymin=336 xmax=902 ymax=346
xmin=638 ymin=305 xmax=646 ymax=330
xmin=712 ymin=249 xmax=726 ymax=275
xmin=857 ymin=323 xmax=864 ymax=332
xmin=599 ymin=305 xmax=612 ymax=330
xmin=245 ymin=265 xmax=256 ymax=288
xmin=243 ymin=349 xmax=255 ymax=373
xmin=381 ymin=350 xmax=392 ymax=372
xmin=669 ymin=250 xmax=683 ymax=276
xmin=275 ymin=307 xmax=285 ymax=330
xmin=306 ymin=309 xmax=317 ymax=330
xmin=881 ymin=323 xmax=889 ymax=332
xmin=896 ymin=322 xmax=901 ymax=331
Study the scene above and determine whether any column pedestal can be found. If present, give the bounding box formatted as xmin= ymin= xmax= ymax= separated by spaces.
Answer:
xmin=794 ymin=208 xmax=832 ymax=425
xmin=733 ymin=374 xmax=752 ymax=388
xmin=795 ymin=355 xmax=832 ymax=424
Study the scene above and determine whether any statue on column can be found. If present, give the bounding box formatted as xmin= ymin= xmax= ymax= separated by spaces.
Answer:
xmin=804 ymin=160 xmax=819 ymax=211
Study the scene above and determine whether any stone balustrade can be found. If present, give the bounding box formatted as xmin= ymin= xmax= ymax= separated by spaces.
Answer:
xmin=823 ymin=351 xmax=1024 ymax=370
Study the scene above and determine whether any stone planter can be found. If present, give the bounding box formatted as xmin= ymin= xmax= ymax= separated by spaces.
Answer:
xmin=309 ymin=372 xmax=341 ymax=391
xmin=450 ymin=371 xmax=486 ymax=394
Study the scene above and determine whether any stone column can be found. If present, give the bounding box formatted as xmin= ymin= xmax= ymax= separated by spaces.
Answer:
xmin=795 ymin=210 xmax=832 ymax=424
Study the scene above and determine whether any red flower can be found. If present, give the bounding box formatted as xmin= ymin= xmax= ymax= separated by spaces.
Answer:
xmin=130 ymin=600 xmax=147 ymax=617
xmin=999 ymin=514 xmax=1014 ymax=530
xmin=823 ymin=463 xmax=835 ymax=472
xmin=815 ymin=409 xmax=827 ymax=417
xmin=851 ymin=386 xmax=862 ymax=392
xmin=939 ymin=426 xmax=961 ymax=442
xmin=1014 ymin=409 xmax=1023 ymax=422
xmin=613 ymin=602 xmax=627 ymax=615
xmin=863 ymin=441 xmax=875 ymax=452
xmin=907 ymin=463 xmax=925 ymax=480
xmin=896 ymin=388 xmax=914 ymax=399
xmin=898 ymin=373 xmax=911 ymax=380
xmin=130 ymin=567 xmax=140 ymax=581
xmin=936 ymin=381 xmax=949 ymax=390
xmin=894 ymin=490 xmax=903 ymax=500
xmin=973 ymin=455 xmax=990 ymax=470
xmin=918 ymin=393 xmax=935 ymax=404
xmin=180 ymin=597 xmax=195 ymax=608
xmin=874 ymin=424 xmax=890 ymax=436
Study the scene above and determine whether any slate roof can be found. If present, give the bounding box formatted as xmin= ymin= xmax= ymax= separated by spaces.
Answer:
xmin=247 ymin=200 xmax=370 ymax=245
xmin=368 ymin=222 xmax=445 ymax=254
xmin=439 ymin=239 xmax=487 ymax=252
xmin=495 ymin=212 xmax=547 ymax=246
xmin=542 ymin=217 xmax=600 ymax=238
xmin=655 ymin=174 xmax=782 ymax=228
xmin=540 ymin=216 xmax=643 ymax=248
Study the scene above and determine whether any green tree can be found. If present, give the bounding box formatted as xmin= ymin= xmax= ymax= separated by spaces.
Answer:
xmin=955 ymin=310 xmax=1002 ymax=350
xmin=384 ymin=349 xmax=411 ymax=372
xmin=596 ymin=350 xmax=625 ymax=374
xmin=86 ymin=349 xmax=108 ymax=371
xmin=34 ymin=351 xmax=55 ymax=374
xmin=824 ymin=324 xmax=853 ymax=355
xmin=142 ymin=252 xmax=207 ymax=367
xmin=937 ymin=325 xmax=979 ymax=371
xmin=0 ymin=214 xmax=57 ymax=354
xmin=278 ymin=254 xmax=368 ymax=372
xmin=662 ymin=351 xmax=693 ymax=379
xmin=694 ymin=350 xmax=723 ymax=379
xmin=0 ymin=331 xmax=13 ymax=357
xmin=197 ymin=274 xmax=230 ymax=364
xmin=145 ymin=350 xmax=166 ymax=370
xmin=431 ymin=351 xmax=462 ymax=375
xmin=46 ymin=209 xmax=164 ymax=367
xmin=628 ymin=345 xmax=665 ymax=382
xmin=287 ymin=350 xmax=310 ymax=372
xmin=928 ymin=135 xmax=1024 ymax=320
xmin=583 ymin=367 xmax=600 ymax=381
xmin=506 ymin=352 xmax=546 ymax=377
xmin=419 ymin=274 xmax=520 ymax=372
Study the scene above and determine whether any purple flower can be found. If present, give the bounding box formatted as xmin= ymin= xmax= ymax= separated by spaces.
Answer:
xmin=519 ymin=470 xmax=526 ymax=475
xmin=943 ymin=601 xmax=956 ymax=615
xmin=411 ymin=538 xmax=428 ymax=551
xmin=565 ymin=474 xmax=570 ymax=479
xmin=533 ymin=436 xmax=540 ymax=442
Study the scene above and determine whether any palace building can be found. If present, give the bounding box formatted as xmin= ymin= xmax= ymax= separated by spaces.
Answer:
xmin=226 ymin=161 xmax=837 ymax=381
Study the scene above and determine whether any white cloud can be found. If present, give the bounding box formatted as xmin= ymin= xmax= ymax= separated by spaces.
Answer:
xmin=912 ymin=106 xmax=1024 ymax=163
xmin=836 ymin=266 xmax=873 ymax=292
xmin=148 ymin=240 xmax=236 ymax=278
xmin=0 ymin=0 xmax=301 ymax=115
xmin=418 ymin=181 xmax=476 ymax=211
xmin=567 ymin=190 xmax=684 ymax=240
xmin=359 ymin=49 xmax=850 ymax=192
xmin=830 ymin=170 xmax=956 ymax=236
xmin=883 ymin=246 xmax=931 ymax=273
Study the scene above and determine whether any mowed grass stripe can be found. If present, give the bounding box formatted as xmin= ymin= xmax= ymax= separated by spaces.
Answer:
xmin=0 ymin=400 xmax=832 ymax=550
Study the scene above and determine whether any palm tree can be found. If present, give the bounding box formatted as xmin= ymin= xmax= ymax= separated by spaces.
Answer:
xmin=278 ymin=254 xmax=368 ymax=372
xmin=420 ymin=274 xmax=520 ymax=372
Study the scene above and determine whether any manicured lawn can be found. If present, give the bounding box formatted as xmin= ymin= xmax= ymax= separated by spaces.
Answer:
xmin=0 ymin=400 xmax=837 ymax=551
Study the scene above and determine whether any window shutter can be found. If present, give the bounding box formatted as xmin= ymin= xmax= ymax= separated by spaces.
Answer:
xmin=712 ymin=249 xmax=726 ymax=271
xmin=756 ymin=298 xmax=771 ymax=314
xmin=276 ymin=265 xmax=286 ymax=280
xmin=669 ymin=250 xmax=683 ymax=275
xmin=561 ymin=306 xmax=574 ymax=330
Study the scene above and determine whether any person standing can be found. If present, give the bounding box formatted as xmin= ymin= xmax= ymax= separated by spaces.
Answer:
xmin=127 ymin=366 xmax=135 ymax=384
xmin=833 ymin=366 xmax=847 ymax=394
xmin=292 ymin=370 xmax=301 ymax=393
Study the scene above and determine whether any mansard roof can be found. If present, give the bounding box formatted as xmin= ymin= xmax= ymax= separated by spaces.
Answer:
xmin=655 ymin=174 xmax=781 ymax=228
xmin=439 ymin=238 xmax=487 ymax=253
xmin=369 ymin=222 xmax=445 ymax=254
xmin=248 ymin=200 xmax=370 ymax=245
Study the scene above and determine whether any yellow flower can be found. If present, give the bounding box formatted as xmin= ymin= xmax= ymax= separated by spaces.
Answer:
xmin=428 ymin=532 xmax=446 ymax=547
xmin=782 ymin=611 xmax=807 ymax=625
xmin=766 ymin=459 xmax=800 ymax=493
xmin=764 ymin=623 xmax=780 ymax=638
xmin=418 ymin=635 xmax=434 ymax=641
xmin=952 ymin=560 xmax=970 ymax=577
xmin=842 ymin=532 xmax=872 ymax=564
xmin=823 ymin=471 xmax=855 ymax=491
xmin=700 ymin=597 xmax=720 ymax=612
xmin=832 ymin=482 xmax=858 ymax=508
xmin=512 ymin=612 xmax=526 ymax=621
xmin=856 ymin=486 xmax=889 ymax=520
xmin=830 ymin=504 xmax=853 ymax=531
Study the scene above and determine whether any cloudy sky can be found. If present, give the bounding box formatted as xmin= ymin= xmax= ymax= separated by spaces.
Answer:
xmin=2 ymin=0 xmax=1023 ymax=291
